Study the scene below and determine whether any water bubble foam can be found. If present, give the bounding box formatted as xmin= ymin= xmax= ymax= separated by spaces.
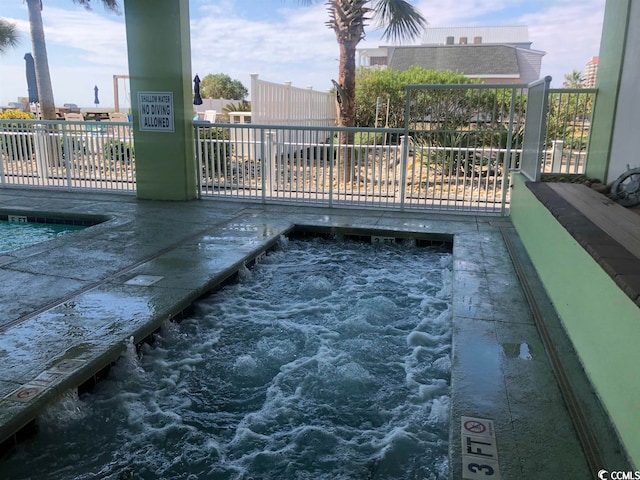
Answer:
xmin=233 ymin=354 xmax=259 ymax=377
xmin=1 ymin=238 xmax=452 ymax=480
xmin=354 ymin=295 xmax=399 ymax=325
xmin=407 ymin=330 xmax=442 ymax=347
xmin=428 ymin=395 xmax=450 ymax=425
xmin=238 ymin=263 xmax=252 ymax=282
xmin=297 ymin=274 xmax=333 ymax=299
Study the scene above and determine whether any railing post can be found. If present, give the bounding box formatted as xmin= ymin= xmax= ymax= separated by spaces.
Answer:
xmin=399 ymin=134 xmax=409 ymax=210
xmin=520 ymin=76 xmax=552 ymax=182
xmin=194 ymin=126 xmax=202 ymax=198
xmin=0 ymin=125 xmax=5 ymax=185
xmin=62 ymin=123 xmax=74 ymax=189
xmin=552 ymin=140 xmax=564 ymax=172
xmin=501 ymin=87 xmax=518 ymax=216
xmin=328 ymin=133 xmax=335 ymax=207
xmin=34 ymin=123 xmax=49 ymax=180
xmin=263 ymin=130 xmax=276 ymax=199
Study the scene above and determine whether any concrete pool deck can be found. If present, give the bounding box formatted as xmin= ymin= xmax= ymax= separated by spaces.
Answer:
xmin=0 ymin=189 xmax=628 ymax=478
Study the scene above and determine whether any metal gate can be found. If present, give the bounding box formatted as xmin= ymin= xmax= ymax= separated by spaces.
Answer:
xmin=197 ymin=81 xmax=595 ymax=216
xmin=401 ymin=83 xmax=528 ymax=215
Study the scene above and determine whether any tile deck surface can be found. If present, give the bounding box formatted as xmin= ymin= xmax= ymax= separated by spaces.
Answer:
xmin=0 ymin=189 xmax=628 ymax=478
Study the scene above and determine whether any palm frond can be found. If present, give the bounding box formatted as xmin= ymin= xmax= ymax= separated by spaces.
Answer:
xmin=325 ymin=0 xmax=370 ymax=41
xmin=371 ymin=0 xmax=426 ymax=43
xmin=72 ymin=0 xmax=121 ymax=14
xmin=0 ymin=18 xmax=20 ymax=54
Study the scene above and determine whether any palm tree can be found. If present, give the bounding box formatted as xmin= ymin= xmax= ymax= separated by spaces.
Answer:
xmin=563 ymin=70 xmax=584 ymax=89
xmin=25 ymin=0 xmax=119 ymax=119
xmin=306 ymin=0 xmax=426 ymax=127
xmin=0 ymin=18 xmax=20 ymax=54
xmin=303 ymin=1 xmax=425 ymax=181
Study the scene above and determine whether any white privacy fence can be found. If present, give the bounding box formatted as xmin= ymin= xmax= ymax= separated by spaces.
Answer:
xmin=250 ymin=74 xmax=336 ymax=127
xmin=0 ymin=120 xmax=135 ymax=192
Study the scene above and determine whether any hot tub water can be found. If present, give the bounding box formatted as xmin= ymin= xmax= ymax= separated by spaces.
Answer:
xmin=1 ymin=236 xmax=452 ymax=480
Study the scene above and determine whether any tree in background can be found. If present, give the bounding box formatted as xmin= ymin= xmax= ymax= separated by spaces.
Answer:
xmin=25 ymin=0 xmax=119 ymax=120
xmin=0 ymin=18 xmax=20 ymax=54
xmin=355 ymin=66 xmax=477 ymax=127
xmin=303 ymin=0 xmax=425 ymax=128
xmin=547 ymin=90 xmax=595 ymax=150
xmin=222 ymin=101 xmax=251 ymax=113
xmin=199 ymin=74 xmax=248 ymax=100
xmin=563 ymin=70 xmax=584 ymax=88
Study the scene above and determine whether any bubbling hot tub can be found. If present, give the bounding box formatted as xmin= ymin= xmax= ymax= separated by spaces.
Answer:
xmin=0 ymin=235 xmax=453 ymax=480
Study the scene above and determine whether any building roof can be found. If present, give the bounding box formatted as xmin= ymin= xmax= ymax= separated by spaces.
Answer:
xmin=421 ymin=25 xmax=530 ymax=45
xmin=387 ymin=44 xmax=522 ymax=77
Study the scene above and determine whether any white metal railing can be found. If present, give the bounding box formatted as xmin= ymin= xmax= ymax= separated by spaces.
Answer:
xmin=541 ymin=88 xmax=596 ymax=175
xmin=195 ymin=122 xmax=514 ymax=214
xmin=402 ymin=83 xmax=529 ymax=214
xmin=520 ymin=79 xmax=597 ymax=180
xmin=0 ymin=85 xmax=595 ymax=213
xmin=0 ymin=119 xmax=135 ymax=192
xmin=197 ymin=82 xmax=594 ymax=215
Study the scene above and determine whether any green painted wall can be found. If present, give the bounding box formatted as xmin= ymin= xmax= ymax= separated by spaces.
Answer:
xmin=124 ymin=0 xmax=197 ymax=200
xmin=586 ymin=0 xmax=630 ymax=183
xmin=510 ymin=173 xmax=640 ymax=467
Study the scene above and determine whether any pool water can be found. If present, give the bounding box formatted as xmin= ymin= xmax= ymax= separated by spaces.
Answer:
xmin=0 ymin=237 xmax=453 ymax=480
xmin=0 ymin=220 xmax=84 ymax=254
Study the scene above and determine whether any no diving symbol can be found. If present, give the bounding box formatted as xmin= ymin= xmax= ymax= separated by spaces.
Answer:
xmin=8 ymin=385 xmax=44 ymax=402
xmin=17 ymin=387 xmax=39 ymax=399
xmin=464 ymin=420 xmax=486 ymax=434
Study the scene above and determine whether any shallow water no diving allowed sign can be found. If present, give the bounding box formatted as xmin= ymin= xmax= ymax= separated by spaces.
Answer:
xmin=138 ymin=91 xmax=174 ymax=132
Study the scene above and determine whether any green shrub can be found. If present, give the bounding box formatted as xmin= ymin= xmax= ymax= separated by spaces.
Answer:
xmin=222 ymin=101 xmax=251 ymax=113
xmin=103 ymin=139 xmax=134 ymax=164
xmin=0 ymin=111 xmax=36 ymax=160
xmin=198 ymin=127 xmax=233 ymax=174
xmin=355 ymin=67 xmax=479 ymax=128
xmin=353 ymin=131 xmax=386 ymax=145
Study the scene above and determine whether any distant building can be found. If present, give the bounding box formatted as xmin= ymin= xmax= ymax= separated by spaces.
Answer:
xmin=584 ymin=56 xmax=599 ymax=88
xmin=358 ymin=25 xmax=546 ymax=84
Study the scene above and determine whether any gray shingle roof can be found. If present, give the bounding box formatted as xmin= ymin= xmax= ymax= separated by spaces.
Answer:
xmin=387 ymin=45 xmax=520 ymax=76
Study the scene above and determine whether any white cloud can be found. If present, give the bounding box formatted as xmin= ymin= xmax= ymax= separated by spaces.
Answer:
xmin=41 ymin=7 xmax=128 ymax=68
xmin=190 ymin=2 xmax=338 ymax=92
xmin=0 ymin=6 xmax=127 ymax=107
xmin=0 ymin=0 xmax=607 ymax=107
xmin=519 ymin=1 xmax=605 ymax=85
xmin=414 ymin=0 xmax=525 ymax=27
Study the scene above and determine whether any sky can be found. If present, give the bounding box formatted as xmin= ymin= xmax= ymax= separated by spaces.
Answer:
xmin=0 ymin=0 xmax=606 ymax=109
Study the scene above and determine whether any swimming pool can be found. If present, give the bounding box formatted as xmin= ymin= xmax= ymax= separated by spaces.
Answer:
xmin=0 ymin=218 xmax=85 ymax=255
xmin=0 ymin=236 xmax=452 ymax=479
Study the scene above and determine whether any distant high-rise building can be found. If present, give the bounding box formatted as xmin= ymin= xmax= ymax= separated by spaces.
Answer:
xmin=584 ymin=56 xmax=599 ymax=88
